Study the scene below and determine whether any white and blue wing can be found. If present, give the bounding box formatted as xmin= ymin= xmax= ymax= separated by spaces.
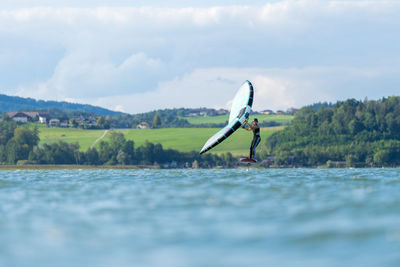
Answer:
xmin=200 ymin=80 xmax=254 ymax=154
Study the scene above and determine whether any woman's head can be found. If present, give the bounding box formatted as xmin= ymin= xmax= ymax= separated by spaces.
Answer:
xmin=253 ymin=118 xmax=258 ymax=124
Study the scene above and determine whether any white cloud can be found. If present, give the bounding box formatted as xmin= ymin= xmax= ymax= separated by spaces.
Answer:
xmin=86 ymin=66 xmax=398 ymax=113
xmin=1 ymin=1 xmax=400 ymax=113
xmin=16 ymin=52 xmax=164 ymax=100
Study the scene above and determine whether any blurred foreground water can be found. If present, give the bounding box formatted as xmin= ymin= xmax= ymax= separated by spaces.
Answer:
xmin=1 ymin=168 xmax=400 ymax=267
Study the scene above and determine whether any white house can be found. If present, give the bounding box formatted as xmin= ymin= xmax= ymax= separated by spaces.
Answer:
xmin=7 ymin=111 xmax=49 ymax=123
xmin=49 ymin=118 xmax=60 ymax=127
xmin=137 ymin=122 xmax=150 ymax=129
xmin=261 ymin=109 xmax=274 ymax=115
xmin=7 ymin=112 xmax=30 ymax=123
xmin=59 ymin=120 xmax=69 ymax=128
xmin=39 ymin=116 xmax=47 ymax=124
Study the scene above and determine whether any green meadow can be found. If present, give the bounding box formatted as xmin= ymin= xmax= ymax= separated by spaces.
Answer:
xmin=110 ymin=127 xmax=282 ymax=156
xmin=36 ymin=125 xmax=283 ymax=156
xmin=35 ymin=125 xmax=105 ymax=151
xmin=180 ymin=114 xmax=293 ymax=125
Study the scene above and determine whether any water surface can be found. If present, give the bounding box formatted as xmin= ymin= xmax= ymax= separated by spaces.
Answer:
xmin=1 ymin=168 xmax=400 ymax=267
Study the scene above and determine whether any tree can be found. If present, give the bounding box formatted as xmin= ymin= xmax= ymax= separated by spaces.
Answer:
xmin=5 ymin=139 xmax=19 ymax=164
xmin=0 ymin=119 xmax=17 ymax=145
xmin=69 ymin=118 xmax=78 ymax=128
xmin=98 ymin=141 xmax=115 ymax=165
xmin=122 ymin=140 xmax=135 ymax=164
xmin=104 ymin=116 xmax=112 ymax=129
xmin=153 ymin=113 xmax=161 ymax=128
xmin=345 ymin=154 xmax=358 ymax=167
xmin=0 ymin=145 xmax=5 ymax=163
xmin=86 ymin=147 xmax=100 ymax=165
xmin=97 ymin=116 xmax=105 ymax=128
xmin=45 ymin=142 xmax=80 ymax=164
xmin=109 ymin=132 xmax=126 ymax=155
xmin=192 ymin=160 xmax=199 ymax=168
xmin=13 ymin=127 xmax=39 ymax=148
xmin=116 ymin=150 xmax=128 ymax=165
xmin=374 ymin=150 xmax=390 ymax=166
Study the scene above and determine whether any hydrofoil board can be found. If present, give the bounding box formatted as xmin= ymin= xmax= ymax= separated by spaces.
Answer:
xmin=240 ymin=157 xmax=257 ymax=163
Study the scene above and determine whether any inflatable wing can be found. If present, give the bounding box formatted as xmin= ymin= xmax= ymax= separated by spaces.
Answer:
xmin=200 ymin=80 xmax=254 ymax=154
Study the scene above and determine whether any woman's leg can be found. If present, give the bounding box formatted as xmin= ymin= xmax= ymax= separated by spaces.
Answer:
xmin=250 ymin=137 xmax=256 ymax=158
xmin=251 ymin=137 xmax=261 ymax=159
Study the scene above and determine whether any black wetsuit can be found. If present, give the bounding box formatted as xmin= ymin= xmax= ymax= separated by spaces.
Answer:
xmin=250 ymin=127 xmax=261 ymax=159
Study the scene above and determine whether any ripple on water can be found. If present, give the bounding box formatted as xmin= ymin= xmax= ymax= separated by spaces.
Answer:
xmin=0 ymin=168 xmax=400 ymax=267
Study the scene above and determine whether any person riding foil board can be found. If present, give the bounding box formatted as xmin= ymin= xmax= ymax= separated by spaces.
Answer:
xmin=244 ymin=118 xmax=261 ymax=160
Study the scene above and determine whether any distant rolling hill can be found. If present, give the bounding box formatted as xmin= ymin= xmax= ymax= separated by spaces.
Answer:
xmin=0 ymin=94 xmax=121 ymax=116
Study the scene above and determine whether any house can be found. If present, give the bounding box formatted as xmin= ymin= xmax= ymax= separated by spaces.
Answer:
xmin=216 ymin=109 xmax=229 ymax=115
xmin=7 ymin=112 xmax=31 ymax=123
xmin=72 ymin=115 xmax=97 ymax=127
xmin=137 ymin=122 xmax=150 ymax=129
xmin=38 ymin=112 xmax=50 ymax=124
xmin=74 ymin=116 xmax=83 ymax=126
xmin=6 ymin=111 xmax=49 ymax=123
xmin=87 ymin=116 xmax=98 ymax=127
xmin=276 ymin=110 xmax=284 ymax=115
xmin=49 ymin=118 xmax=60 ymax=127
xmin=59 ymin=119 xmax=69 ymax=128
xmin=261 ymin=109 xmax=274 ymax=115
xmin=39 ymin=116 xmax=47 ymax=124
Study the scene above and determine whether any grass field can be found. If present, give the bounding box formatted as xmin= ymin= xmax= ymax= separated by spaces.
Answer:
xmin=35 ymin=125 xmax=106 ymax=151
xmin=180 ymin=114 xmax=293 ymax=125
xmin=109 ymin=127 xmax=283 ymax=156
xmin=35 ymin=125 xmax=283 ymax=156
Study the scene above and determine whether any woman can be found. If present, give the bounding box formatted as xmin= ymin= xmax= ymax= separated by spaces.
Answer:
xmin=245 ymin=118 xmax=261 ymax=160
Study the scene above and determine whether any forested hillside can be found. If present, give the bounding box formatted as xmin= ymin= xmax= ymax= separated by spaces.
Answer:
xmin=0 ymin=94 xmax=120 ymax=116
xmin=266 ymin=97 xmax=400 ymax=167
xmin=1 ymin=93 xmax=291 ymax=128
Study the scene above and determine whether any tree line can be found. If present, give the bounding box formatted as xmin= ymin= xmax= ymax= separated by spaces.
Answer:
xmin=0 ymin=115 xmax=236 ymax=168
xmin=266 ymin=97 xmax=400 ymax=167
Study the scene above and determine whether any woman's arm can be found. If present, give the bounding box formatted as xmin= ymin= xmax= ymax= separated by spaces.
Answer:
xmin=244 ymin=121 xmax=253 ymax=131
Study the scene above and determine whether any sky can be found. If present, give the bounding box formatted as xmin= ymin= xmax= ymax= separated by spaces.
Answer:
xmin=1 ymin=0 xmax=400 ymax=114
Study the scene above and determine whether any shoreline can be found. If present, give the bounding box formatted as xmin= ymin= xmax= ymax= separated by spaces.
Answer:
xmin=0 ymin=164 xmax=160 ymax=170
xmin=0 ymin=164 xmax=396 ymax=170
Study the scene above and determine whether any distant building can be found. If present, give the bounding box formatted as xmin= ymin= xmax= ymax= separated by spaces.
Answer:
xmin=39 ymin=115 xmax=47 ymax=124
xmin=216 ymin=109 xmax=229 ymax=115
xmin=261 ymin=109 xmax=274 ymax=115
xmin=49 ymin=118 xmax=60 ymax=127
xmin=38 ymin=112 xmax=50 ymax=124
xmin=7 ymin=112 xmax=30 ymax=123
xmin=187 ymin=112 xmax=202 ymax=117
xmin=72 ymin=115 xmax=97 ymax=127
xmin=276 ymin=110 xmax=284 ymax=115
xmin=137 ymin=122 xmax=150 ymax=129
xmin=6 ymin=111 xmax=49 ymax=123
xmin=87 ymin=116 xmax=98 ymax=127
xmin=59 ymin=119 xmax=69 ymax=128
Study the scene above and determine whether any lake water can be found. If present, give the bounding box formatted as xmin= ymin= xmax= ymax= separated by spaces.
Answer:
xmin=1 ymin=168 xmax=400 ymax=267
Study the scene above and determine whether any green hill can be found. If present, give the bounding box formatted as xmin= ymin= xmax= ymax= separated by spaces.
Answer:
xmin=0 ymin=94 xmax=121 ymax=116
